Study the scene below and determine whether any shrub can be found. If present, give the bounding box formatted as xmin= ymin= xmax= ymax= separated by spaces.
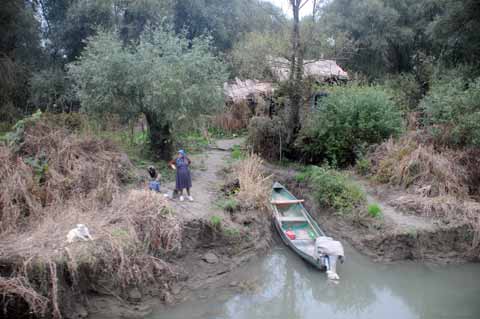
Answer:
xmin=247 ymin=116 xmax=287 ymax=161
xmin=215 ymin=197 xmax=240 ymax=212
xmin=420 ymin=75 xmax=480 ymax=147
xmin=368 ymin=203 xmax=382 ymax=218
xmin=383 ymin=73 xmax=423 ymax=112
xmin=210 ymin=215 xmax=222 ymax=229
xmin=355 ymin=157 xmax=371 ymax=176
xmin=231 ymin=144 xmax=244 ymax=160
xmin=296 ymin=86 xmax=404 ymax=167
xmin=300 ymin=166 xmax=365 ymax=214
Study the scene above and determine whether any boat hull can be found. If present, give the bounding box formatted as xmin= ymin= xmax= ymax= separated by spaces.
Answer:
xmin=273 ymin=217 xmax=326 ymax=271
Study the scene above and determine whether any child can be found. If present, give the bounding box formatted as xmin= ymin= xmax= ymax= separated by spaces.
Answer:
xmin=147 ymin=166 xmax=161 ymax=192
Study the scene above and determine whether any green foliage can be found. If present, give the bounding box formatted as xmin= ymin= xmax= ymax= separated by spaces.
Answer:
xmin=69 ymin=27 xmax=228 ymax=159
xmin=299 ymin=166 xmax=366 ymax=214
xmin=174 ymin=0 xmax=286 ymax=52
xmin=24 ymin=156 xmax=49 ymax=184
xmin=230 ymin=31 xmax=289 ymax=79
xmin=321 ymin=0 xmax=442 ymax=78
xmin=420 ymin=73 xmax=480 ymax=146
xmin=223 ymin=227 xmax=241 ymax=238
xmin=367 ymin=203 xmax=382 ymax=218
xmin=5 ymin=110 xmax=43 ymax=149
xmin=248 ymin=116 xmax=287 ymax=161
xmin=215 ymin=197 xmax=239 ymax=213
xmin=210 ymin=215 xmax=223 ymax=229
xmin=297 ymin=86 xmax=404 ymax=166
xmin=429 ymin=0 xmax=480 ymax=66
xmin=383 ymin=73 xmax=423 ymax=111
xmin=355 ymin=158 xmax=371 ymax=176
xmin=177 ymin=131 xmax=210 ymax=154
xmin=0 ymin=0 xmax=42 ymax=118
xmin=231 ymin=145 xmax=244 ymax=161
xmin=208 ymin=127 xmax=245 ymax=139
xmin=29 ymin=67 xmax=76 ymax=112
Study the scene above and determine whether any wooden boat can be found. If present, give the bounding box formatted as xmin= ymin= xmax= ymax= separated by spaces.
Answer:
xmin=271 ymin=182 xmax=345 ymax=280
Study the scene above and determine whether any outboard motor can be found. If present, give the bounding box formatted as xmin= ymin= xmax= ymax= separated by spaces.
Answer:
xmin=314 ymin=237 xmax=345 ymax=280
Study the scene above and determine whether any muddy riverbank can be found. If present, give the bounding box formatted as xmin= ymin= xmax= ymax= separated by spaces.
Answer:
xmin=267 ymin=165 xmax=480 ymax=264
xmin=146 ymin=243 xmax=480 ymax=319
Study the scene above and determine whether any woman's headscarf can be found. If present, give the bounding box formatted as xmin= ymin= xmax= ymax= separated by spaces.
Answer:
xmin=178 ymin=149 xmax=186 ymax=157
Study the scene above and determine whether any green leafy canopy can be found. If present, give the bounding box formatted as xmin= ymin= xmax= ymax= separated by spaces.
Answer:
xmin=68 ymin=26 xmax=229 ymax=127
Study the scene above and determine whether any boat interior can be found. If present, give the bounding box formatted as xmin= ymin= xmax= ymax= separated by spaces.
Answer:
xmin=272 ymin=188 xmax=319 ymax=256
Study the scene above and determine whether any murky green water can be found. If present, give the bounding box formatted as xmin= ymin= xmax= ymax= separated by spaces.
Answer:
xmin=147 ymin=244 xmax=480 ymax=319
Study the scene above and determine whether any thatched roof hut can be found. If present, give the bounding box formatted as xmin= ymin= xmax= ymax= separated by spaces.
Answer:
xmin=269 ymin=57 xmax=349 ymax=82
xmin=224 ymin=78 xmax=274 ymax=104
xmin=223 ymin=58 xmax=348 ymax=105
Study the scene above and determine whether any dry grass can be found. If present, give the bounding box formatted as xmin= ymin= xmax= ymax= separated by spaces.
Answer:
xmin=370 ymin=133 xmax=468 ymax=198
xmin=0 ymin=115 xmax=132 ymax=234
xmin=0 ymin=114 xmax=181 ymax=318
xmin=0 ymin=189 xmax=182 ymax=318
xmin=0 ymin=276 xmax=49 ymax=317
xmin=212 ymin=102 xmax=252 ymax=132
xmin=234 ymin=153 xmax=271 ymax=211
xmin=370 ymin=132 xmax=480 ymax=246
xmin=390 ymin=194 xmax=480 ymax=246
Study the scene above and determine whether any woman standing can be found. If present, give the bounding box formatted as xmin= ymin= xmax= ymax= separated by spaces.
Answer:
xmin=169 ymin=150 xmax=193 ymax=201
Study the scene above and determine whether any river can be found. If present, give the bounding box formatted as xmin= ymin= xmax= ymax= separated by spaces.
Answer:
xmin=147 ymin=244 xmax=480 ymax=319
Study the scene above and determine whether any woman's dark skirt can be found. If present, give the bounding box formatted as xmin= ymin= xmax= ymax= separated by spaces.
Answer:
xmin=176 ymin=168 xmax=192 ymax=189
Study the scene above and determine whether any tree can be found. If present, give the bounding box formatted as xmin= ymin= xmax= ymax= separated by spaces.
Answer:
xmin=320 ymin=0 xmax=442 ymax=79
xmin=0 ymin=0 xmax=42 ymax=121
xmin=173 ymin=0 xmax=287 ymax=52
xmin=230 ymin=31 xmax=290 ymax=80
xmin=69 ymin=28 xmax=228 ymax=159
xmin=285 ymin=0 xmax=308 ymax=147
xmin=429 ymin=0 xmax=480 ymax=67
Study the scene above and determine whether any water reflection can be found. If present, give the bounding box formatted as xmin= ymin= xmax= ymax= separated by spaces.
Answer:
xmin=147 ymin=244 xmax=480 ymax=319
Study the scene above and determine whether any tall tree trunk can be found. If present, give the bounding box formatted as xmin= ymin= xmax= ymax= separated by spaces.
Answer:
xmin=287 ymin=0 xmax=305 ymax=147
xmin=144 ymin=111 xmax=173 ymax=160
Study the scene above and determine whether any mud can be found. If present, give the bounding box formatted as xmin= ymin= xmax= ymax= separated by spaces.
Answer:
xmin=267 ymin=165 xmax=480 ymax=264
xmin=85 ymin=137 xmax=273 ymax=319
xmin=87 ymin=212 xmax=273 ymax=319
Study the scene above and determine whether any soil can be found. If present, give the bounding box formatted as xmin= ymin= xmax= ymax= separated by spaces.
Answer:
xmin=4 ymin=136 xmax=478 ymax=319
xmin=87 ymin=138 xmax=274 ymax=319
xmin=266 ymin=165 xmax=480 ymax=264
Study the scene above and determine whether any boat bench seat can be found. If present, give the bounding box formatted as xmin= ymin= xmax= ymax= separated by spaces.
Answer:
xmin=279 ymin=216 xmax=307 ymax=222
xmin=271 ymin=199 xmax=305 ymax=205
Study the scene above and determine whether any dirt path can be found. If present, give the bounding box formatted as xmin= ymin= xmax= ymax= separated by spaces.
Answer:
xmin=353 ymin=177 xmax=437 ymax=232
xmin=164 ymin=138 xmax=245 ymax=220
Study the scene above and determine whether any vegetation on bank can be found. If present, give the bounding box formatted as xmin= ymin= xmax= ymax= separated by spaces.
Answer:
xmin=69 ymin=28 xmax=228 ymax=160
xmin=296 ymin=166 xmax=365 ymax=215
xmin=1 ymin=0 xmax=480 ymax=316
xmin=296 ymin=86 xmax=404 ymax=166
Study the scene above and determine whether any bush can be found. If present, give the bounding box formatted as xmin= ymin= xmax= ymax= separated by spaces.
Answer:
xmin=300 ymin=166 xmax=365 ymax=214
xmin=355 ymin=157 xmax=371 ymax=176
xmin=383 ymin=73 xmax=423 ymax=112
xmin=296 ymin=86 xmax=404 ymax=167
xmin=247 ymin=116 xmax=287 ymax=161
xmin=210 ymin=215 xmax=222 ymax=229
xmin=231 ymin=144 xmax=244 ymax=160
xmin=215 ymin=197 xmax=240 ymax=212
xmin=368 ymin=203 xmax=382 ymax=218
xmin=420 ymin=75 xmax=480 ymax=147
